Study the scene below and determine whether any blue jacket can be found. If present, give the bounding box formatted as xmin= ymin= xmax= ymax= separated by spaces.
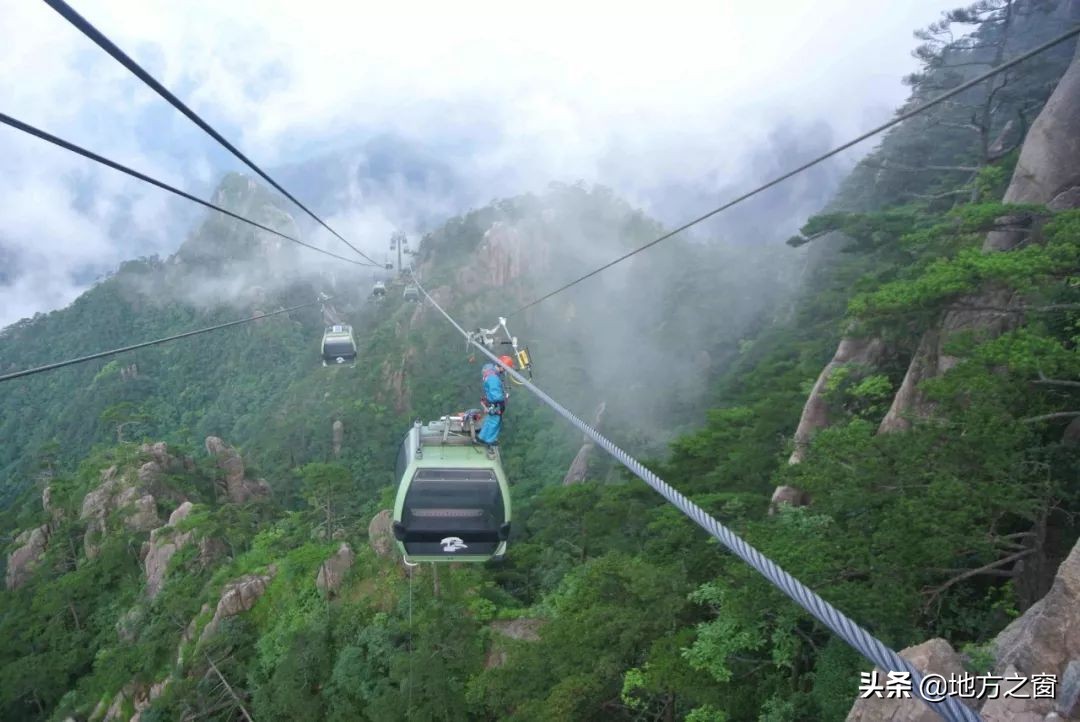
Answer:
xmin=482 ymin=364 xmax=506 ymax=403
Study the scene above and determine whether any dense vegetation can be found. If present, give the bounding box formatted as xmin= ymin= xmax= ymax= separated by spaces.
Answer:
xmin=1 ymin=2 xmax=1078 ymax=720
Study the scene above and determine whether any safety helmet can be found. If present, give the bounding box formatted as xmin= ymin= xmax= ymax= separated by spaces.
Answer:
xmin=498 ymin=355 xmax=515 ymax=369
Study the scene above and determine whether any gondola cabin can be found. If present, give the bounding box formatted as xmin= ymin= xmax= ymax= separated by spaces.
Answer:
xmin=321 ymin=324 xmax=357 ymax=366
xmin=403 ymin=285 xmax=420 ymax=302
xmin=392 ymin=417 xmax=511 ymax=563
xmin=372 ymin=281 xmax=386 ymax=298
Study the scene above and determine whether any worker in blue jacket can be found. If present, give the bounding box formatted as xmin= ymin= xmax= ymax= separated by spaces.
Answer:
xmin=477 ymin=356 xmax=514 ymax=447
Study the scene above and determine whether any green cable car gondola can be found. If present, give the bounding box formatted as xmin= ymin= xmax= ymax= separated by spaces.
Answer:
xmin=321 ymin=324 xmax=357 ymax=366
xmin=392 ymin=416 xmax=511 ymax=563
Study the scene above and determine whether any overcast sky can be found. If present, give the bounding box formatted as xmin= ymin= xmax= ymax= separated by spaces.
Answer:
xmin=0 ymin=0 xmax=961 ymax=330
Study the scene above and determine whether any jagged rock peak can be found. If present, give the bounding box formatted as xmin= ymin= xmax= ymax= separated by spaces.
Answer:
xmin=5 ymin=525 xmax=50 ymax=590
xmin=368 ymin=509 xmax=395 ymax=559
xmin=199 ymin=566 xmax=277 ymax=643
xmin=316 ymin=543 xmax=356 ymax=595
xmin=142 ymin=501 xmax=196 ymax=599
xmin=176 ymin=173 xmax=298 ymax=267
xmin=79 ymin=448 xmax=187 ymax=558
xmin=768 ymin=486 xmax=810 ymax=515
xmin=332 ymin=420 xmax=344 ymax=458
xmin=204 ymin=436 xmax=271 ymax=504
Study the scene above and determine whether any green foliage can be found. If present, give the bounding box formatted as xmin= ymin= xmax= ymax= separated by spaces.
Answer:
xmin=2 ymin=21 xmax=1078 ymax=719
xmin=685 ymin=705 xmax=730 ymax=722
xmin=962 ymin=642 xmax=997 ymax=675
xmin=849 ymin=223 xmax=1079 ymax=320
xmin=299 ymin=462 xmax=355 ymax=536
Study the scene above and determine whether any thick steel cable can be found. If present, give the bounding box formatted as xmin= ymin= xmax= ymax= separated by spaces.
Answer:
xmin=0 ymin=112 xmax=374 ymax=267
xmin=0 ymin=299 xmax=325 ymax=383
xmin=414 ymin=280 xmax=980 ymax=722
xmin=506 ymin=25 xmax=1080 ymax=318
xmin=43 ymin=0 xmax=381 ymax=267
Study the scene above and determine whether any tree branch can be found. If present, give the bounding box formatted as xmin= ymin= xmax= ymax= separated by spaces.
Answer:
xmin=1021 ymin=412 xmax=1080 ymax=424
xmin=987 ymin=109 xmax=1029 ymax=163
xmin=908 ymin=188 xmax=972 ymax=201
xmin=1033 ymin=379 xmax=1080 ymax=389
xmin=205 ymin=654 xmax=254 ymax=722
xmin=951 ymin=304 xmax=1080 ymax=315
xmin=924 ymin=548 xmax=1034 ymax=599
xmin=931 ymin=568 xmax=1015 ymax=578
xmin=864 ymin=159 xmax=980 ymax=173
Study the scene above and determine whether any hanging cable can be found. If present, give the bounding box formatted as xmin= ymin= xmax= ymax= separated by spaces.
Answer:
xmin=413 ymin=279 xmax=980 ymax=722
xmin=408 ymin=566 xmax=415 ymax=717
xmin=43 ymin=0 xmax=381 ymax=267
xmin=505 ymin=24 xmax=1080 ymax=318
xmin=0 ymin=112 xmax=374 ymax=267
xmin=0 ymin=299 xmax=326 ymax=383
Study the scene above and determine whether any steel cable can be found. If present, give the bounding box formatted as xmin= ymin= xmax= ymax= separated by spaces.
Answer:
xmin=415 ymin=279 xmax=982 ymax=722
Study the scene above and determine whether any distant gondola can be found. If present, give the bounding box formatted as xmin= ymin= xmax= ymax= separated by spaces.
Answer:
xmin=321 ymin=324 xmax=357 ymax=366
xmin=403 ymin=285 xmax=420 ymax=302
xmin=372 ymin=281 xmax=386 ymax=298
xmin=392 ymin=417 xmax=511 ymax=563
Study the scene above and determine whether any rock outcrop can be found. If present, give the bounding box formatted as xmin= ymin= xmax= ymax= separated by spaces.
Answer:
xmin=453 ymin=218 xmax=551 ymax=296
xmin=142 ymin=502 xmax=195 ymax=599
xmin=768 ymin=485 xmax=810 ymax=515
xmin=199 ymin=567 xmax=277 ymax=643
xmin=789 ymin=335 xmax=886 ymax=462
xmin=98 ymin=680 xmax=168 ymax=722
xmin=380 ymin=348 xmax=417 ymax=414
xmin=778 ymin=334 xmax=887 ymax=512
xmin=847 ymin=536 xmax=1080 ymax=721
xmin=991 ymin=538 xmax=1080 ymax=705
xmin=5 ymin=524 xmax=50 ymax=590
xmin=5 ymin=478 xmax=71 ymax=590
xmin=197 ymin=536 xmax=228 ymax=567
xmin=129 ymin=680 xmax=168 ymax=722
xmin=205 ymin=437 xmax=271 ymax=504
xmin=562 ymin=402 xmax=606 ymax=485
xmin=485 ymin=618 xmax=545 ymax=669
xmin=368 ymin=509 xmax=395 ymax=559
xmin=316 ymin=543 xmax=356 ymax=595
xmin=79 ymin=445 xmax=193 ymax=558
xmin=846 ymin=639 xmax=973 ymax=722
xmin=332 ymin=420 xmax=344 ymax=458
xmin=997 ymin=38 xmax=1080 ymax=212
xmin=880 ymin=46 xmax=1080 ymax=431
xmin=115 ymin=605 xmax=145 ymax=644
xmin=41 ymin=484 xmax=61 ymax=521
xmin=136 ymin=441 xmax=195 ymax=487
xmin=80 ymin=466 xmax=119 ymax=557
xmin=125 ymin=493 xmax=161 ymax=532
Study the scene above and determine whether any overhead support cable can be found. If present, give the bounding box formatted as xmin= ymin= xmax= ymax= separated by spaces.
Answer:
xmin=0 ymin=112 xmax=374 ymax=267
xmin=413 ymin=279 xmax=981 ymax=722
xmin=0 ymin=299 xmax=326 ymax=383
xmin=43 ymin=0 xmax=382 ymax=267
xmin=506 ymin=24 xmax=1080 ymax=318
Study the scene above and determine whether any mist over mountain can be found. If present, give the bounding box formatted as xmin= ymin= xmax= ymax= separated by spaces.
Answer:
xmin=0 ymin=0 xmax=962 ymax=329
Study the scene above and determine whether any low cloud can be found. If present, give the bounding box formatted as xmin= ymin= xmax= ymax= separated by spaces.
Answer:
xmin=0 ymin=0 xmax=959 ymax=328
